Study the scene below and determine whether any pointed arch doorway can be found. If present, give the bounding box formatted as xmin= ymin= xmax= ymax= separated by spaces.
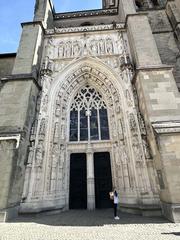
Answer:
xmin=68 ymin=85 xmax=113 ymax=210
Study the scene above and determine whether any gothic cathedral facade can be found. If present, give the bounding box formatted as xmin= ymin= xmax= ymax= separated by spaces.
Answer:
xmin=0 ymin=0 xmax=180 ymax=223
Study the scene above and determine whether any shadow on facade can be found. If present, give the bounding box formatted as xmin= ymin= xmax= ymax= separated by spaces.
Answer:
xmin=11 ymin=209 xmax=169 ymax=226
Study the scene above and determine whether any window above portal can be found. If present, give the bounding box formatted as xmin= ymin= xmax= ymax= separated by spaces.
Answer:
xmin=69 ymin=85 xmax=110 ymax=142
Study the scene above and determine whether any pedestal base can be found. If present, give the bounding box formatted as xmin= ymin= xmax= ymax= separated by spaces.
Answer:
xmin=0 ymin=206 xmax=19 ymax=222
xmin=161 ymin=202 xmax=180 ymax=223
xmin=120 ymin=203 xmax=162 ymax=217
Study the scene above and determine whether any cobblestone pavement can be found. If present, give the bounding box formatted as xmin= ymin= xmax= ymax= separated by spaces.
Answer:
xmin=0 ymin=209 xmax=180 ymax=240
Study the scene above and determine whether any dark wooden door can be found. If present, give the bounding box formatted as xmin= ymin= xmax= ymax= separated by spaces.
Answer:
xmin=69 ymin=153 xmax=87 ymax=209
xmin=94 ymin=152 xmax=113 ymax=209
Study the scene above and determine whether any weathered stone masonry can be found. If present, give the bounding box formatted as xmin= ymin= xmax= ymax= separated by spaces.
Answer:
xmin=0 ymin=0 xmax=180 ymax=223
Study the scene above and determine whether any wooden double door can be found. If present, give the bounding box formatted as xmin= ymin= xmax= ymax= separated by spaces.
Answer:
xmin=69 ymin=152 xmax=112 ymax=209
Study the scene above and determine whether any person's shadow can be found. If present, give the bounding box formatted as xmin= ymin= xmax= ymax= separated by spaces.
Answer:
xmin=162 ymin=232 xmax=180 ymax=236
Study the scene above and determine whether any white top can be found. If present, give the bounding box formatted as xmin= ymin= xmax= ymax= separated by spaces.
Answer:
xmin=114 ymin=195 xmax=119 ymax=204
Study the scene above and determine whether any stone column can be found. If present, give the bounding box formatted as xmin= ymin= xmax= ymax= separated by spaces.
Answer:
xmin=0 ymin=0 xmax=53 ymax=222
xmin=86 ymin=148 xmax=95 ymax=210
xmin=126 ymin=9 xmax=180 ymax=222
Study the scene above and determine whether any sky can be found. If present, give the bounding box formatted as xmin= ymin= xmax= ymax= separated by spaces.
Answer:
xmin=0 ymin=0 xmax=102 ymax=53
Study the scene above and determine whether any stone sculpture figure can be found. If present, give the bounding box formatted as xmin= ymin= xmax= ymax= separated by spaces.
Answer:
xmin=90 ymin=40 xmax=98 ymax=54
xmin=35 ymin=141 xmax=44 ymax=166
xmin=73 ymin=41 xmax=81 ymax=56
xmin=39 ymin=118 xmax=46 ymax=135
xmin=106 ymin=38 xmax=114 ymax=54
xmin=65 ymin=41 xmax=72 ymax=58
xmin=142 ymin=138 xmax=151 ymax=159
xmin=129 ymin=113 xmax=137 ymax=132
xmin=58 ymin=42 xmax=64 ymax=58
xmin=99 ymin=39 xmax=105 ymax=54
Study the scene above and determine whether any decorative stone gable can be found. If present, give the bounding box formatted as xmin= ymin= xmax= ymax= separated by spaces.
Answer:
xmin=20 ymin=27 xmax=159 ymax=212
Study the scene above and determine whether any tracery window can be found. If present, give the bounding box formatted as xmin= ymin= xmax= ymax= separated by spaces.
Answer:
xmin=69 ymin=85 xmax=110 ymax=142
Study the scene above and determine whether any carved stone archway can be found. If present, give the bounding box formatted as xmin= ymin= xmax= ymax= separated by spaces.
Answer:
xmin=20 ymin=58 xmax=158 ymax=213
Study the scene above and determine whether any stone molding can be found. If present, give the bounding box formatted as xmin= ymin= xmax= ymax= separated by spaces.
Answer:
xmin=125 ymin=12 xmax=149 ymax=28
xmin=132 ymin=65 xmax=173 ymax=84
xmin=152 ymin=121 xmax=180 ymax=133
xmin=0 ymin=134 xmax=21 ymax=148
xmin=45 ymin=23 xmax=125 ymax=35
xmin=21 ymin=21 xmax=45 ymax=33
xmin=54 ymin=8 xmax=118 ymax=20
xmin=0 ymin=74 xmax=42 ymax=90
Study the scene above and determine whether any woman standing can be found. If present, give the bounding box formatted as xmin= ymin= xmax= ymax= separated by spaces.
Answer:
xmin=113 ymin=190 xmax=120 ymax=220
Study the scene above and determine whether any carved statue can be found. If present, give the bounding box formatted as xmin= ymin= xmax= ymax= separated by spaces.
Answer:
xmin=53 ymin=122 xmax=59 ymax=141
xmin=58 ymin=42 xmax=64 ymax=58
xmin=27 ymin=146 xmax=34 ymax=166
xmin=65 ymin=41 xmax=72 ymax=58
xmin=35 ymin=141 xmax=44 ymax=166
xmin=73 ymin=41 xmax=81 ymax=56
xmin=41 ymin=56 xmax=53 ymax=75
xmin=99 ymin=39 xmax=105 ymax=54
xmin=39 ymin=118 xmax=46 ymax=135
xmin=45 ymin=38 xmax=56 ymax=59
xmin=42 ymin=56 xmax=49 ymax=70
xmin=41 ymin=95 xmax=48 ymax=113
xmin=133 ymin=142 xmax=143 ymax=161
xmin=138 ymin=112 xmax=146 ymax=135
xmin=126 ymin=89 xmax=133 ymax=107
xmin=120 ymin=142 xmax=129 ymax=163
xmin=52 ymin=144 xmax=59 ymax=167
xmin=129 ymin=113 xmax=137 ymax=132
xmin=142 ymin=138 xmax=151 ymax=159
xmin=90 ymin=40 xmax=98 ymax=54
xmin=106 ymin=38 xmax=114 ymax=54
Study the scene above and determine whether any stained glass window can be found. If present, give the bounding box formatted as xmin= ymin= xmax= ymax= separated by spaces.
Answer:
xmin=69 ymin=85 xmax=110 ymax=142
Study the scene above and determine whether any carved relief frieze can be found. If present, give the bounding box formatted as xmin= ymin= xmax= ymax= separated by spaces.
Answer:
xmin=40 ymin=31 xmax=130 ymax=78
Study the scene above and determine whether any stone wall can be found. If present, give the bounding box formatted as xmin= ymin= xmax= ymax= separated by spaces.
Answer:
xmin=0 ymin=81 xmax=38 ymax=131
xmin=0 ymin=54 xmax=16 ymax=78
xmin=0 ymin=79 xmax=39 ymax=221
xmin=146 ymin=9 xmax=180 ymax=88
xmin=154 ymin=33 xmax=180 ymax=88
xmin=0 ymin=140 xmax=17 ymax=209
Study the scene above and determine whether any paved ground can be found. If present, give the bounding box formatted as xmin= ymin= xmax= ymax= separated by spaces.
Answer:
xmin=0 ymin=209 xmax=180 ymax=240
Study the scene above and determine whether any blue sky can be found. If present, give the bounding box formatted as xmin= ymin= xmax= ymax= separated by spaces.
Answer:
xmin=0 ymin=0 xmax=102 ymax=53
